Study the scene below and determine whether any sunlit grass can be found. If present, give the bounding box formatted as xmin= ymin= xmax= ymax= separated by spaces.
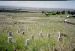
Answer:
xmin=0 ymin=12 xmax=74 ymax=51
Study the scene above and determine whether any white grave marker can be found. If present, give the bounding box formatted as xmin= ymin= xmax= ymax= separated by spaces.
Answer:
xmin=8 ymin=32 xmax=13 ymax=37
xmin=25 ymin=39 xmax=30 ymax=46
xmin=8 ymin=37 xmax=13 ymax=43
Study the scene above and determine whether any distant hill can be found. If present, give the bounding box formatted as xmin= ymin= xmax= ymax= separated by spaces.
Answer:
xmin=0 ymin=6 xmax=75 ymax=12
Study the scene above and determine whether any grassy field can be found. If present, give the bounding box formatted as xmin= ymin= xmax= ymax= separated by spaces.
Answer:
xmin=0 ymin=12 xmax=75 ymax=51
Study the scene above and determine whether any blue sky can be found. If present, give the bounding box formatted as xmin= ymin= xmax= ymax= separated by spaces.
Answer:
xmin=0 ymin=1 xmax=75 ymax=9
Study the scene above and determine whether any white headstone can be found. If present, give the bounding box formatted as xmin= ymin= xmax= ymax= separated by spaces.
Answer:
xmin=57 ymin=32 xmax=62 ymax=41
xmin=25 ymin=39 xmax=30 ymax=46
xmin=8 ymin=32 xmax=13 ymax=37
xmin=39 ymin=30 xmax=43 ymax=38
xmin=58 ymin=32 xmax=61 ymax=38
xmin=8 ymin=37 xmax=13 ymax=43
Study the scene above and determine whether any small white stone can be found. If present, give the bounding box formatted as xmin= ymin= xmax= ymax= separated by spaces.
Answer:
xmin=8 ymin=32 xmax=13 ymax=37
xmin=39 ymin=30 xmax=43 ymax=37
xmin=25 ymin=39 xmax=30 ymax=46
xmin=58 ymin=32 xmax=61 ymax=38
xmin=64 ymin=19 xmax=68 ymax=22
xmin=67 ymin=15 xmax=70 ymax=18
xmin=8 ymin=37 xmax=13 ymax=43
xmin=57 ymin=32 xmax=63 ymax=41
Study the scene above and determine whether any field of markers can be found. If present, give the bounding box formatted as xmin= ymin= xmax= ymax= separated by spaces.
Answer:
xmin=0 ymin=12 xmax=75 ymax=51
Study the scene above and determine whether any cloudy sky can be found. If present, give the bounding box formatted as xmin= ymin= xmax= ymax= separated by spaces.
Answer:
xmin=0 ymin=1 xmax=75 ymax=9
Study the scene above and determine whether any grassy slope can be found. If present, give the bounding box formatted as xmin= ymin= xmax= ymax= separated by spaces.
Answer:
xmin=0 ymin=12 xmax=74 ymax=51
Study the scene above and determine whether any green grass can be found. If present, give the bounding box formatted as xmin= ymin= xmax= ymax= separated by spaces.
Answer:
xmin=0 ymin=12 xmax=74 ymax=51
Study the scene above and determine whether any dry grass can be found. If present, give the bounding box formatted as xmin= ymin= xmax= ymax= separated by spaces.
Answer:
xmin=0 ymin=12 xmax=75 ymax=51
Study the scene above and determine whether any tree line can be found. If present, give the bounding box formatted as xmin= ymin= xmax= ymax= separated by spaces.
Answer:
xmin=42 ymin=10 xmax=75 ymax=16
